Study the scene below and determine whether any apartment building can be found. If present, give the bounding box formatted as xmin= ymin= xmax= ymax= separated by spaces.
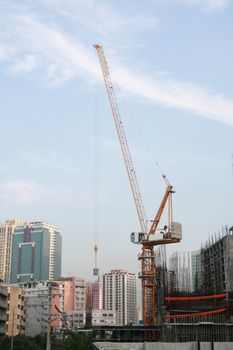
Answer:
xmin=6 ymin=285 xmax=25 ymax=336
xmin=103 ymin=269 xmax=137 ymax=326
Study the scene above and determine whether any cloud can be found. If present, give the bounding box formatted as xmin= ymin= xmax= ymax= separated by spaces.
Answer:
xmin=0 ymin=5 xmax=233 ymax=126
xmin=176 ymin=0 xmax=231 ymax=10
xmin=37 ymin=0 xmax=157 ymax=36
xmin=8 ymin=54 xmax=38 ymax=74
xmin=18 ymin=150 xmax=80 ymax=173
xmin=113 ymin=65 xmax=233 ymax=126
xmin=0 ymin=13 xmax=99 ymax=86
xmin=0 ymin=180 xmax=42 ymax=204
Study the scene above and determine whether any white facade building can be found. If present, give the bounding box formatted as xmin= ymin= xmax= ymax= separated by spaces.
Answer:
xmin=22 ymin=281 xmax=50 ymax=337
xmin=91 ymin=309 xmax=116 ymax=326
xmin=0 ymin=220 xmax=27 ymax=283
xmin=103 ymin=269 xmax=137 ymax=326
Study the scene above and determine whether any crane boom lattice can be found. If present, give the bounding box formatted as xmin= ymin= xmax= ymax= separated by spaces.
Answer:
xmin=94 ymin=44 xmax=147 ymax=234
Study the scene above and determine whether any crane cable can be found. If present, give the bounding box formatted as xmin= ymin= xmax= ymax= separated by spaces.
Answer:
xmin=93 ymin=88 xmax=100 ymax=277
xmin=115 ymin=85 xmax=170 ymax=186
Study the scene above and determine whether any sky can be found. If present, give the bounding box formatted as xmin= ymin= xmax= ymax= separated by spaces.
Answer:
xmin=0 ymin=0 xmax=233 ymax=281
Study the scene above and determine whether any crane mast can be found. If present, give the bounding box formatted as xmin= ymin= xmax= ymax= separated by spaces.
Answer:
xmin=94 ymin=44 xmax=147 ymax=234
xmin=94 ymin=44 xmax=181 ymax=327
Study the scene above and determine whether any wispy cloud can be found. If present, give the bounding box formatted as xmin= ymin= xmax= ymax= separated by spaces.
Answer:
xmin=176 ymin=0 xmax=231 ymax=10
xmin=0 ymin=3 xmax=233 ymax=126
xmin=0 ymin=180 xmax=42 ymax=204
xmin=8 ymin=54 xmax=38 ymax=75
xmin=0 ymin=12 xmax=98 ymax=86
xmin=113 ymin=65 xmax=233 ymax=126
xmin=37 ymin=0 xmax=157 ymax=37
xmin=18 ymin=150 xmax=80 ymax=173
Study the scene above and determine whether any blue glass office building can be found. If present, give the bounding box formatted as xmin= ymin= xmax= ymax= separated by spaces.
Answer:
xmin=10 ymin=222 xmax=62 ymax=283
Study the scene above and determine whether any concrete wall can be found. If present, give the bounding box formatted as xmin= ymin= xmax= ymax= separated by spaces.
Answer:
xmin=93 ymin=343 xmax=233 ymax=350
xmin=145 ymin=343 xmax=199 ymax=350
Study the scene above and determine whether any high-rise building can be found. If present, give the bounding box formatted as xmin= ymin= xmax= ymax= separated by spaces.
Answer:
xmin=0 ymin=220 xmax=27 ymax=283
xmin=10 ymin=222 xmax=62 ymax=283
xmin=103 ymin=269 xmax=137 ymax=326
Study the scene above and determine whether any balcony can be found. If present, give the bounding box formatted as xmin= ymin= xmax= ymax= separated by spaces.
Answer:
xmin=0 ymin=299 xmax=7 ymax=309
xmin=0 ymin=311 xmax=7 ymax=321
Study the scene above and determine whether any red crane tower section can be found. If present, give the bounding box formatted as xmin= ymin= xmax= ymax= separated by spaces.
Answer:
xmin=94 ymin=44 xmax=182 ymax=326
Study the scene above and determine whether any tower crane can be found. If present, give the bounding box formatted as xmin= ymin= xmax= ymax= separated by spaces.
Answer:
xmin=94 ymin=44 xmax=182 ymax=326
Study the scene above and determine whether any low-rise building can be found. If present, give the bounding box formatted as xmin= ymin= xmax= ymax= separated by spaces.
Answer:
xmin=91 ymin=309 xmax=116 ymax=326
xmin=0 ymin=283 xmax=7 ymax=334
xmin=22 ymin=281 xmax=50 ymax=337
xmin=65 ymin=310 xmax=86 ymax=331
xmin=6 ymin=285 xmax=25 ymax=336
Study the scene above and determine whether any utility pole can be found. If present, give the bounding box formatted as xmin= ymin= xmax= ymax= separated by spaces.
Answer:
xmin=46 ymin=281 xmax=60 ymax=350
xmin=46 ymin=283 xmax=52 ymax=350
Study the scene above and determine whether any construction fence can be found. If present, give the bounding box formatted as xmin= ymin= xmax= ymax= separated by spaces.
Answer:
xmin=93 ymin=342 xmax=233 ymax=350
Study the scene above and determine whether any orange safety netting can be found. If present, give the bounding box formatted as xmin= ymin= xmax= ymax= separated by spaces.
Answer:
xmin=162 ymin=308 xmax=226 ymax=319
xmin=165 ymin=293 xmax=226 ymax=302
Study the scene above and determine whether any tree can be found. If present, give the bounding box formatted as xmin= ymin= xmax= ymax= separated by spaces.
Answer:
xmin=60 ymin=331 xmax=95 ymax=350
xmin=0 ymin=335 xmax=45 ymax=350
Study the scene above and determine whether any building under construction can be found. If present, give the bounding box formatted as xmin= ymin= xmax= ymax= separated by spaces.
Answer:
xmin=94 ymin=44 xmax=233 ymax=342
xmin=200 ymin=226 xmax=233 ymax=294
xmin=152 ymin=225 xmax=233 ymax=341
xmin=165 ymin=226 xmax=233 ymax=296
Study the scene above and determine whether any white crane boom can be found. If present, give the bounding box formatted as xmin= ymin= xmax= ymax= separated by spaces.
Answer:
xmin=94 ymin=44 xmax=148 ymax=234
